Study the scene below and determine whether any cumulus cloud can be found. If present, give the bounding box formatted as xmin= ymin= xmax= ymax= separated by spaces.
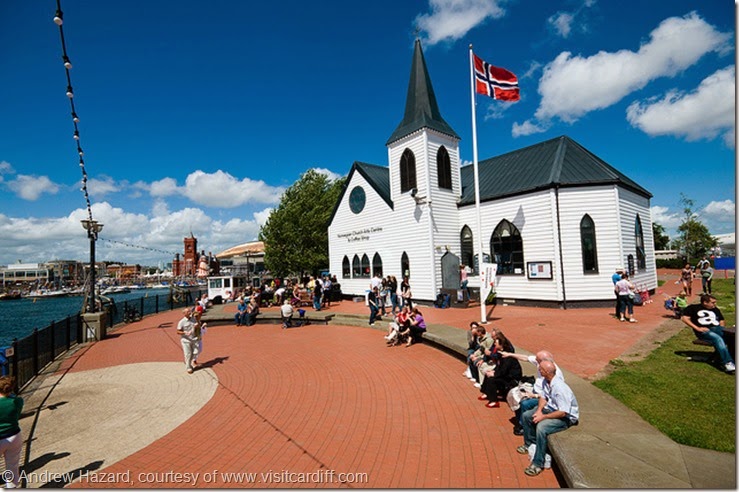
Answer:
xmin=312 ymin=167 xmax=343 ymax=181
xmin=86 ymin=176 xmax=121 ymax=198
xmin=626 ymin=66 xmax=735 ymax=146
xmin=416 ymin=0 xmax=505 ymax=45
xmin=702 ymin=199 xmax=735 ymax=217
xmin=6 ymin=174 xmax=60 ymax=201
xmin=253 ymin=208 xmax=273 ymax=226
xmin=512 ymin=119 xmax=550 ymax=137
xmin=650 ymin=205 xmax=681 ymax=229
xmin=184 ymin=170 xmax=284 ymax=208
xmin=148 ymin=177 xmax=181 ymax=197
xmin=533 ymin=12 xmax=731 ymax=123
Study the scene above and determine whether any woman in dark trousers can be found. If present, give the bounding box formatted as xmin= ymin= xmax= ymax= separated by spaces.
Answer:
xmin=368 ymin=287 xmax=379 ymax=326
xmin=479 ymin=333 xmax=522 ymax=408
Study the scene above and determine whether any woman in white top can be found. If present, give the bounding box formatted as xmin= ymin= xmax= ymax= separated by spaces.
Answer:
xmin=615 ymin=273 xmax=637 ymax=323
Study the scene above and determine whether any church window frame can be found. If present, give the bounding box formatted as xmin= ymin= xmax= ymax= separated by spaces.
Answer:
xmin=437 ymin=146 xmax=452 ymax=190
xmin=400 ymin=149 xmax=417 ymax=193
xmin=580 ymin=214 xmax=599 ymax=273
xmin=490 ymin=219 xmax=524 ymax=275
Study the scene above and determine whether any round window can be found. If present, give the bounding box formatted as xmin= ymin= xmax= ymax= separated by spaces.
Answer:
xmin=349 ymin=186 xmax=366 ymax=214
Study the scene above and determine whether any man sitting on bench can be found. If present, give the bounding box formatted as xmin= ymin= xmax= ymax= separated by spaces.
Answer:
xmin=681 ymin=294 xmax=735 ymax=373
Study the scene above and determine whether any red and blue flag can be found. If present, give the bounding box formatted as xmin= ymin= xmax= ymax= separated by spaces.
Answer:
xmin=473 ymin=54 xmax=520 ymax=102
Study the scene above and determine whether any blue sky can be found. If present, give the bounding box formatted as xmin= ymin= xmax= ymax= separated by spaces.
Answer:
xmin=0 ymin=0 xmax=735 ymax=267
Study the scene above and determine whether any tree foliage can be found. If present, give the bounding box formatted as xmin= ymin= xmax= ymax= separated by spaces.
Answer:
xmin=258 ymin=169 xmax=345 ymax=277
xmin=652 ymin=222 xmax=670 ymax=250
xmin=673 ymin=193 xmax=718 ymax=262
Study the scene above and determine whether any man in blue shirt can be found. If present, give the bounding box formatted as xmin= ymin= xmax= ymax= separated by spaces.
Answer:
xmin=517 ymin=360 xmax=579 ymax=476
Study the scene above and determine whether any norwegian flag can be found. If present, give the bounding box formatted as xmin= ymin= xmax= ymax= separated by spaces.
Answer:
xmin=473 ymin=54 xmax=520 ymax=102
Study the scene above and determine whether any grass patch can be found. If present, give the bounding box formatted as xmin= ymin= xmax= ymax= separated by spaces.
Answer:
xmin=594 ymin=277 xmax=736 ymax=453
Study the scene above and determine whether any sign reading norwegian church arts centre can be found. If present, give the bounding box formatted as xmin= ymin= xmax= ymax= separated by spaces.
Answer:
xmin=336 ymin=227 xmax=384 ymax=243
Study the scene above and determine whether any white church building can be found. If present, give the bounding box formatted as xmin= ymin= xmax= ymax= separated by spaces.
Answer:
xmin=328 ymin=40 xmax=657 ymax=307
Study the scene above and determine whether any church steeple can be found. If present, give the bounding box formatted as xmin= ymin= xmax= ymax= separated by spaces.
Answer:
xmin=386 ymin=39 xmax=459 ymax=145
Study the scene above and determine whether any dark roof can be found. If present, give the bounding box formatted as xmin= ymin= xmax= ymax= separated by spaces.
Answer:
xmin=386 ymin=39 xmax=460 ymax=145
xmin=459 ymin=135 xmax=652 ymax=205
xmin=328 ymin=162 xmax=393 ymax=225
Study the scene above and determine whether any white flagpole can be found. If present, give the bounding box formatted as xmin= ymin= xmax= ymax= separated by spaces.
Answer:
xmin=469 ymin=45 xmax=487 ymax=323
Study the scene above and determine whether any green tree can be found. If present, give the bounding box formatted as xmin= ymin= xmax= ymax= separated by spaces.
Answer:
xmin=674 ymin=194 xmax=718 ymax=262
xmin=258 ymin=169 xmax=345 ymax=277
xmin=652 ymin=222 xmax=670 ymax=250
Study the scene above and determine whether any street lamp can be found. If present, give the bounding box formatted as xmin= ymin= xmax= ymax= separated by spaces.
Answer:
xmin=81 ymin=219 xmax=103 ymax=313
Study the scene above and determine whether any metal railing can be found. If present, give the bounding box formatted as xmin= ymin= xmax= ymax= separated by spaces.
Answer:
xmin=5 ymin=288 xmax=205 ymax=392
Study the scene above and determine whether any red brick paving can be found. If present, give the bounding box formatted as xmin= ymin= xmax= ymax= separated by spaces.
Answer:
xmin=62 ymin=269 xmax=701 ymax=488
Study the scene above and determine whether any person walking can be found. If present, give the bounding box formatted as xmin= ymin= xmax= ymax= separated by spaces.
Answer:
xmin=176 ymin=307 xmax=202 ymax=374
xmin=615 ymin=272 xmax=637 ymax=323
xmin=0 ymin=376 xmax=23 ymax=488
xmin=611 ymin=267 xmax=623 ymax=317
xmin=368 ymin=286 xmax=380 ymax=326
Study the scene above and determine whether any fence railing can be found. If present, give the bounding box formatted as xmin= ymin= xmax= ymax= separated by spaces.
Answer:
xmin=6 ymin=288 xmax=205 ymax=392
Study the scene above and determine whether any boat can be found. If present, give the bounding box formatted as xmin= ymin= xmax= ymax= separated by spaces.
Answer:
xmin=101 ymin=286 xmax=131 ymax=295
xmin=25 ymin=289 xmax=69 ymax=298
xmin=0 ymin=292 xmax=22 ymax=300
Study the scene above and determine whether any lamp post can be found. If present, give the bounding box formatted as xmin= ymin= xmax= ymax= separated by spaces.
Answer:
xmin=81 ymin=219 xmax=103 ymax=313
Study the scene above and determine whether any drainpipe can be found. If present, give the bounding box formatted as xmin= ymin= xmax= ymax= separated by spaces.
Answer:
xmin=555 ymin=186 xmax=567 ymax=309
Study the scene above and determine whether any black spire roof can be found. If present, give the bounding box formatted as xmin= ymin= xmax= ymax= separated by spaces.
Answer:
xmin=386 ymin=39 xmax=460 ymax=145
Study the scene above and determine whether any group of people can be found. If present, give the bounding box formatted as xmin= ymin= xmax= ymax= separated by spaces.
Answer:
xmin=681 ymin=256 xmax=714 ymax=297
xmin=462 ymin=321 xmax=579 ymax=477
xmin=382 ymin=305 xmax=426 ymax=347
xmin=367 ymin=274 xmax=412 ymax=326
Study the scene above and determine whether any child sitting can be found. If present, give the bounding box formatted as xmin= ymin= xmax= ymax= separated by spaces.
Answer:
xmin=665 ymin=291 xmax=688 ymax=319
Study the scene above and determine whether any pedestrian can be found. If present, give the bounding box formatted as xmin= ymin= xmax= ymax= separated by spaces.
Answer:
xmin=611 ymin=267 xmax=623 ymax=317
xmin=680 ymin=263 xmax=694 ymax=297
xmin=0 ymin=376 xmax=23 ymax=488
xmin=698 ymin=258 xmax=714 ymax=295
xmin=176 ymin=307 xmax=202 ymax=374
xmin=368 ymin=286 xmax=379 ymax=326
xmin=615 ymin=272 xmax=637 ymax=323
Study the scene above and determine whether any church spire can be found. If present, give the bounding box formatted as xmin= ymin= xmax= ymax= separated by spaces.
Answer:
xmin=386 ymin=39 xmax=459 ymax=145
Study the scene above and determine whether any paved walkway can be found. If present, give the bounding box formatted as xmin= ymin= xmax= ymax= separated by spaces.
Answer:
xmin=16 ymin=270 xmax=734 ymax=488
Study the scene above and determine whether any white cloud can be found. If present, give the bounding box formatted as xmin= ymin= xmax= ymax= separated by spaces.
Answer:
xmin=650 ymin=205 xmax=682 ymax=229
xmin=511 ymin=119 xmax=549 ymax=137
xmin=6 ymin=174 xmax=60 ymax=201
xmin=183 ymin=170 xmax=284 ymax=208
xmin=416 ymin=0 xmax=505 ymax=46
xmin=626 ymin=66 xmax=735 ymax=146
xmin=148 ymin=177 xmax=181 ymax=197
xmin=0 ymin=161 xmax=14 ymax=174
xmin=548 ymin=12 xmax=574 ymax=38
xmin=534 ymin=12 xmax=731 ymax=123
xmin=312 ymin=167 xmax=343 ymax=181
xmin=702 ymin=199 xmax=735 ymax=217
xmin=253 ymin=208 xmax=273 ymax=227
xmin=87 ymin=176 xmax=121 ymax=198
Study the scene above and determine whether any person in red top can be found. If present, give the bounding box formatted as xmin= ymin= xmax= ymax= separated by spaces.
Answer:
xmin=384 ymin=306 xmax=411 ymax=346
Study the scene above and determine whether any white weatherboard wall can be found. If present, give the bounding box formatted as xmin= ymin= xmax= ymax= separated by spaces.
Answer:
xmin=617 ymin=187 xmax=657 ymax=292
xmin=458 ymin=189 xmax=560 ymax=301
xmin=557 ymin=186 xmax=624 ymax=301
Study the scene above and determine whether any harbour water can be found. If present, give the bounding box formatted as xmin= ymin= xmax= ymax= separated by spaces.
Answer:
xmin=0 ymin=288 xmax=174 ymax=347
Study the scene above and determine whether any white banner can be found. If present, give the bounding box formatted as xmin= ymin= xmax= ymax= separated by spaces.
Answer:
xmin=479 ymin=262 xmax=497 ymax=303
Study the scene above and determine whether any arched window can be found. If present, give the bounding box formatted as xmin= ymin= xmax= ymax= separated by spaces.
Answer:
xmin=352 ymin=254 xmax=361 ymax=278
xmin=372 ymin=253 xmax=383 ymax=277
xmin=580 ymin=214 xmax=598 ymax=273
xmin=400 ymin=149 xmax=417 ymax=193
xmin=460 ymin=225 xmax=475 ymax=274
xmin=401 ymin=252 xmax=410 ymax=278
xmin=361 ymin=254 xmax=371 ymax=278
xmin=635 ymin=214 xmax=646 ymax=270
xmin=437 ymin=146 xmax=452 ymax=190
xmin=342 ymin=256 xmax=351 ymax=278
xmin=490 ymin=219 xmax=523 ymax=275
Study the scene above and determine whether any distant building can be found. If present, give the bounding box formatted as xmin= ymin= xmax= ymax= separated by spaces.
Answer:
xmin=216 ymin=241 xmax=265 ymax=276
xmin=655 ymin=250 xmax=679 ymax=260
xmin=1 ymin=262 xmax=52 ymax=286
xmin=172 ymin=234 xmax=220 ymax=277
xmin=106 ymin=264 xmax=142 ymax=279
